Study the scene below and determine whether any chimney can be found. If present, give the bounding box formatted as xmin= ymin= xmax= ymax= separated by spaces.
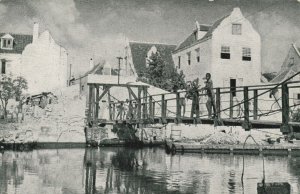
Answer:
xmin=33 ymin=22 xmax=39 ymax=43
xmin=89 ymin=58 xmax=94 ymax=70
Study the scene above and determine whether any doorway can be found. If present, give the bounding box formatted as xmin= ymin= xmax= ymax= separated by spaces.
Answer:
xmin=230 ymin=79 xmax=236 ymax=97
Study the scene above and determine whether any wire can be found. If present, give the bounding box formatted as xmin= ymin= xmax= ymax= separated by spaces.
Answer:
xmin=241 ymin=135 xmax=265 ymax=190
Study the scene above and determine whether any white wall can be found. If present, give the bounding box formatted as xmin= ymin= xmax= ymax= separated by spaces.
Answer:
xmin=21 ymin=31 xmax=68 ymax=94
xmin=0 ymin=53 xmax=22 ymax=76
xmin=211 ymin=8 xmax=261 ymax=88
xmin=173 ymin=39 xmax=212 ymax=84
xmin=172 ymin=8 xmax=261 ymax=89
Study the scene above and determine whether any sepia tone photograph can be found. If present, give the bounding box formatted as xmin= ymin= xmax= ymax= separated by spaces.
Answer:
xmin=0 ymin=0 xmax=299 ymax=193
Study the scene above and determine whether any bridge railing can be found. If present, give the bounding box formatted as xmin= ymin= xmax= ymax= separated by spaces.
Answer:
xmin=109 ymin=72 xmax=300 ymax=133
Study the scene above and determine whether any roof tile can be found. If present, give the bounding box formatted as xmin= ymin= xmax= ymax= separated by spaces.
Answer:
xmin=174 ymin=15 xmax=228 ymax=52
xmin=0 ymin=33 xmax=32 ymax=54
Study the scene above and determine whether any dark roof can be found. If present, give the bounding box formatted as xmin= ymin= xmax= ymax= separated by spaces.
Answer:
xmin=174 ymin=15 xmax=229 ymax=53
xmin=129 ymin=42 xmax=176 ymax=76
xmin=262 ymin=72 xmax=277 ymax=82
xmin=271 ymin=45 xmax=300 ymax=83
xmin=0 ymin=33 xmax=32 ymax=54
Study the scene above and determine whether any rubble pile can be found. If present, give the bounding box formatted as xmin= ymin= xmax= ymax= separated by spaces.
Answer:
xmin=202 ymin=132 xmax=240 ymax=145
xmin=0 ymin=85 xmax=87 ymax=143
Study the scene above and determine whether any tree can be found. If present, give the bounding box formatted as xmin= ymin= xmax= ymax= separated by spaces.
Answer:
xmin=141 ymin=52 xmax=186 ymax=92
xmin=0 ymin=76 xmax=28 ymax=119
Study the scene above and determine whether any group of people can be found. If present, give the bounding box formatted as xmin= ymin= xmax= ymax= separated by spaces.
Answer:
xmin=180 ymin=73 xmax=216 ymax=119
xmin=114 ymin=100 xmax=138 ymax=120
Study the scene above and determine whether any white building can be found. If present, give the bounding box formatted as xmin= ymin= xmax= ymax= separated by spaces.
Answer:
xmin=172 ymin=7 xmax=261 ymax=92
xmin=0 ymin=22 xmax=68 ymax=94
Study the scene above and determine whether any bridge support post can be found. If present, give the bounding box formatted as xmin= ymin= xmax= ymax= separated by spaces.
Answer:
xmin=160 ymin=94 xmax=167 ymax=124
xmin=229 ymin=90 xmax=233 ymax=119
xmin=281 ymin=83 xmax=291 ymax=134
xmin=88 ymin=85 xmax=93 ymax=124
xmin=216 ymin=88 xmax=221 ymax=119
xmin=242 ymin=87 xmax=252 ymax=131
xmin=214 ymin=88 xmax=223 ymax=126
xmin=175 ymin=92 xmax=182 ymax=124
xmin=137 ymin=87 xmax=142 ymax=125
xmin=142 ymin=87 xmax=148 ymax=120
xmin=108 ymin=89 xmax=112 ymax=120
xmin=253 ymin=89 xmax=258 ymax=120
xmin=95 ymin=85 xmax=99 ymax=121
xmin=149 ymin=96 xmax=154 ymax=123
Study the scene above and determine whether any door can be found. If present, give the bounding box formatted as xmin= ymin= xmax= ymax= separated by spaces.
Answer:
xmin=230 ymin=79 xmax=236 ymax=97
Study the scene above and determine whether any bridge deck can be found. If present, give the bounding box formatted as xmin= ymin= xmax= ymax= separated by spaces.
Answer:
xmin=98 ymin=117 xmax=300 ymax=132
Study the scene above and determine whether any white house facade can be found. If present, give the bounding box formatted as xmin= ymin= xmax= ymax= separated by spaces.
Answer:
xmin=172 ymin=7 xmax=261 ymax=91
xmin=0 ymin=22 xmax=68 ymax=94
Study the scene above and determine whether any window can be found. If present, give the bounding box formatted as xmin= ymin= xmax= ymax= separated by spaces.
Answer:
xmin=242 ymin=47 xmax=251 ymax=61
xmin=1 ymin=38 xmax=13 ymax=49
xmin=221 ymin=46 xmax=230 ymax=59
xmin=232 ymin=24 xmax=242 ymax=35
xmin=178 ymin=56 xmax=181 ymax=69
xmin=195 ymin=48 xmax=200 ymax=62
xmin=1 ymin=60 xmax=6 ymax=74
xmin=187 ymin=52 xmax=191 ymax=65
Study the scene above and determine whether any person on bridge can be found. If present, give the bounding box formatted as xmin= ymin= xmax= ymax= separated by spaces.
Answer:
xmin=201 ymin=73 xmax=216 ymax=119
xmin=116 ymin=101 xmax=125 ymax=120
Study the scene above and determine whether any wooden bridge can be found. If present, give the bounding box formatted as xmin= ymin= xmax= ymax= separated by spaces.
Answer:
xmin=86 ymin=72 xmax=300 ymax=139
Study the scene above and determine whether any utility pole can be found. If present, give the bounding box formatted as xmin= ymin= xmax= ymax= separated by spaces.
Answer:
xmin=116 ymin=57 xmax=123 ymax=85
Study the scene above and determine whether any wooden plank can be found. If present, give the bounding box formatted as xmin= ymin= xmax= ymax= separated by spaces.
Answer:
xmin=88 ymin=85 xmax=93 ymax=122
xmin=242 ymin=87 xmax=251 ymax=131
xmin=87 ymin=82 xmax=150 ymax=88
xmin=152 ymin=101 xmax=156 ymax=117
xmin=137 ymin=87 xmax=142 ymax=120
xmin=95 ymin=86 xmax=99 ymax=120
xmin=149 ymin=96 xmax=153 ymax=119
xmin=281 ymin=83 xmax=290 ymax=134
xmin=229 ymin=91 xmax=233 ymax=119
xmin=253 ymin=89 xmax=258 ymax=120
xmin=107 ymin=89 xmax=112 ymax=120
xmin=143 ymin=87 xmax=147 ymax=119
xmin=176 ymin=92 xmax=181 ymax=123
xmin=127 ymin=87 xmax=138 ymax=101
xmin=216 ymin=88 xmax=221 ymax=119
xmin=161 ymin=94 xmax=166 ymax=120
xmin=97 ymin=86 xmax=110 ymax=102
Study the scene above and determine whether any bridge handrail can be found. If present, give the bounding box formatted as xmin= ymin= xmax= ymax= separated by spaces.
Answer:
xmin=197 ymin=71 xmax=300 ymax=119
xmin=113 ymin=75 xmax=300 ymax=103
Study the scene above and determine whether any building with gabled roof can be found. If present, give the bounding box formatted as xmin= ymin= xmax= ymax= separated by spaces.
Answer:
xmin=270 ymin=43 xmax=300 ymax=104
xmin=271 ymin=43 xmax=300 ymax=83
xmin=0 ymin=22 xmax=68 ymax=94
xmin=172 ymin=7 xmax=261 ymax=93
xmin=124 ymin=41 xmax=177 ymax=78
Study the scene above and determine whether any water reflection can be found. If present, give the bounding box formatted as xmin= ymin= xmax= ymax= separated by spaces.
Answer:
xmin=0 ymin=148 xmax=299 ymax=194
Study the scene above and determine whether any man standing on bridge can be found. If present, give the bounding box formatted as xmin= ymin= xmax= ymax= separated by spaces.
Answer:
xmin=201 ymin=73 xmax=216 ymax=118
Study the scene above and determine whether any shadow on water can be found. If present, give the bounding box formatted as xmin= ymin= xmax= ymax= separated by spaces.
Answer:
xmin=0 ymin=148 xmax=299 ymax=194
xmin=83 ymin=148 xmax=182 ymax=194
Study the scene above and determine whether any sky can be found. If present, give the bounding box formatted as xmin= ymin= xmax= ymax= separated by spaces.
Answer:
xmin=0 ymin=0 xmax=299 ymax=76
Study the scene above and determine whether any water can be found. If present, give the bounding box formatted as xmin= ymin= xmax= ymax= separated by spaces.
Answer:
xmin=0 ymin=148 xmax=299 ymax=194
